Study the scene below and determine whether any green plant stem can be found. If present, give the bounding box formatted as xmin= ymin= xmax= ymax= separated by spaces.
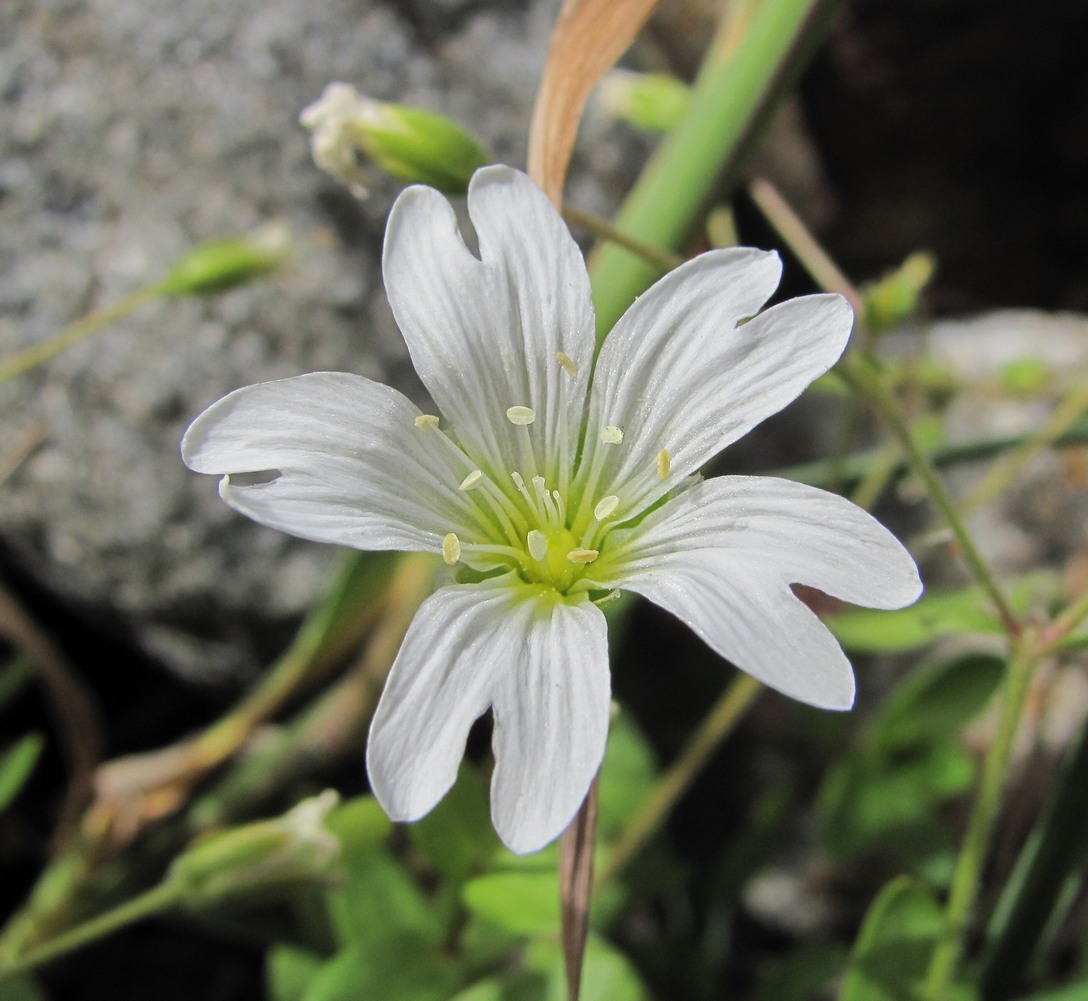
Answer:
xmin=777 ymin=417 xmax=1088 ymax=494
xmin=0 ymin=284 xmax=165 ymax=383
xmin=596 ymin=674 xmax=762 ymax=886
xmin=747 ymin=177 xmax=862 ymax=315
xmin=588 ymin=0 xmax=841 ymax=342
xmin=980 ymin=710 xmax=1088 ymax=1000
xmin=0 ymin=881 xmax=180 ymax=981
xmin=921 ymin=642 xmax=1039 ymax=1001
xmin=963 ymin=380 xmax=1088 ymax=514
xmin=562 ymin=205 xmax=683 ymax=274
xmin=840 ymin=355 xmax=1020 ymax=637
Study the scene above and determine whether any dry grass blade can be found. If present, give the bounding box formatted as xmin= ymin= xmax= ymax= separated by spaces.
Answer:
xmin=528 ymin=0 xmax=660 ymax=205
xmin=559 ymin=780 xmax=598 ymax=1001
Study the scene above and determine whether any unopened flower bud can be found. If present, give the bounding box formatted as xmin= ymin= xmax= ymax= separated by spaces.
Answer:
xmin=167 ymin=790 xmax=342 ymax=908
xmin=595 ymin=70 xmax=691 ymax=133
xmin=159 ymin=223 xmax=290 ymax=297
xmin=299 ymin=83 xmax=490 ymax=197
xmin=861 ymin=251 xmax=937 ymax=335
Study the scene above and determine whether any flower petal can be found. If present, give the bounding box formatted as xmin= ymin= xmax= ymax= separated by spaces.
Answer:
xmin=489 ymin=590 xmax=610 ymax=854
xmin=182 ymin=372 xmax=481 ymax=551
xmin=603 ymin=475 xmax=922 ymax=611
xmin=383 ymin=165 xmax=594 ymax=486
xmin=365 ymin=578 xmax=610 ymax=854
xmin=598 ymin=476 xmax=922 ymax=710
xmin=581 ymin=248 xmax=852 ymax=512
xmin=619 ymin=551 xmax=858 ymax=709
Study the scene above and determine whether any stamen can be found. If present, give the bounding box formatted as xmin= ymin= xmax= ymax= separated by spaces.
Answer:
xmin=600 ymin=425 xmax=624 ymax=445
xmin=567 ymin=548 xmax=599 ymax=565
xmin=413 ymin=414 xmax=440 ymax=431
xmin=656 ymin=448 xmax=671 ymax=479
xmin=506 ymin=405 xmax=536 ymax=426
xmin=459 ymin=469 xmax=484 ymax=491
xmin=442 ymin=532 xmax=461 ymax=565
xmin=527 ymin=530 xmax=548 ymax=561
xmin=593 ymin=495 xmax=619 ymax=521
xmin=552 ymin=490 xmax=566 ymax=524
xmin=556 ymin=352 xmax=578 ymax=378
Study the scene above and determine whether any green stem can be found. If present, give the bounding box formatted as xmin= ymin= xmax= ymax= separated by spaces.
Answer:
xmin=841 ymin=355 xmax=1021 ymax=638
xmin=596 ymin=674 xmax=762 ymax=886
xmin=589 ymin=0 xmax=840 ymax=343
xmin=562 ymin=205 xmax=683 ymax=274
xmin=777 ymin=417 xmax=1088 ymax=494
xmin=0 ymin=882 xmax=180 ymax=981
xmin=0 ymin=283 xmax=165 ymax=383
xmin=921 ymin=643 xmax=1039 ymax=1001
xmin=980 ymin=710 xmax=1088 ymax=1000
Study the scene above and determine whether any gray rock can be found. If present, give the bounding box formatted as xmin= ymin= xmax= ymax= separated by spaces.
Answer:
xmin=0 ymin=0 xmax=642 ymax=680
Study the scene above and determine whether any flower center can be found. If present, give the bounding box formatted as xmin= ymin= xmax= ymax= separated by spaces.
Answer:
xmin=416 ymin=403 xmax=635 ymax=594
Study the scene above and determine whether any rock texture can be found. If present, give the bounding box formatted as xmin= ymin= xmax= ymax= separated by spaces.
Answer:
xmin=0 ymin=0 xmax=641 ymax=680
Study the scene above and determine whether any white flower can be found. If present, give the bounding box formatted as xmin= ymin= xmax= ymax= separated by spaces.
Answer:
xmin=182 ymin=166 xmax=921 ymax=854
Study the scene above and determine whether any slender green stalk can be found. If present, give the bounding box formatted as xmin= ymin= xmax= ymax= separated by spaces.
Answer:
xmin=0 ymin=882 xmax=180 ymax=981
xmin=921 ymin=643 xmax=1039 ymax=1001
xmin=963 ymin=380 xmax=1088 ymax=514
xmin=589 ymin=0 xmax=840 ymax=342
xmin=562 ymin=205 xmax=683 ymax=274
xmin=980 ymin=711 xmax=1088 ymax=1000
xmin=0 ymin=284 xmax=165 ymax=383
xmin=840 ymin=355 xmax=1020 ymax=637
xmin=596 ymin=674 xmax=762 ymax=886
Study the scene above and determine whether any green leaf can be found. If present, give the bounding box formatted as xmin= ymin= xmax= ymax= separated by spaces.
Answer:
xmin=302 ymin=937 xmax=462 ymax=1001
xmin=328 ymin=850 xmax=443 ymax=951
xmin=0 ymin=975 xmax=47 ymax=1001
xmin=875 ymin=653 xmax=1005 ymax=753
xmin=840 ymin=876 xmax=943 ymax=1001
xmin=829 ymin=587 xmax=1004 ymax=653
xmin=267 ymin=945 xmax=325 ymax=1001
xmin=461 ymin=867 xmax=559 ymax=936
xmin=448 ymin=972 xmax=549 ymax=1001
xmin=523 ymin=936 xmax=650 ymax=1001
xmin=409 ymin=764 xmax=497 ymax=882
xmin=1015 ymin=980 xmax=1088 ymax=1001
xmin=750 ymin=943 xmax=847 ymax=1001
xmin=829 ymin=577 xmax=1051 ymax=654
xmin=819 ymin=741 xmax=973 ymax=864
xmin=596 ymin=710 xmax=659 ymax=843
xmin=324 ymin=795 xmax=391 ymax=864
xmin=0 ymin=734 xmax=44 ymax=814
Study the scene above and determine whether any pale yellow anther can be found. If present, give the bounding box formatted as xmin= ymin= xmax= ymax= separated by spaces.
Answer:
xmin=527 ymin=530 xmax=548 ymax=561
xmin=600 ymin=425 xmax=624 ymax=445
xmin=442 ymin=533 xmax=461 ymax=565
xmin=593 ymin=495 xmax=620 ymax=521
xmin=556 ymin=351 xmax=578 ymax=378
xmin=656 ymin=448 xmax=671 ymax=479
xmin=567 ymin=548 xmax=600 ymax=565
xmin=413 ymin=414 xmax=440 ymax=431
xmin=506 ymin=405 xmax=536 ymax=426
xmin=458 ymin=469 xmax=484 ymax=491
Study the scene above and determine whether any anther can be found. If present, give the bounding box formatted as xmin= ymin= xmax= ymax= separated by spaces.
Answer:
xmin=413 ymin=414 xmax=440 ymax=431
xmin=600 ymin=425 xmax=624 ymax=445
xmin=567 ymin=548 xmax=600 ymax=565
xmin=656 ymin=448 xmax=671 ymax=479
xmin=442 ymin=533 xmax=461 ymax=565
xmin=593 ymin=495 xmax=620 ymax=521
xmin=506 ymin=406 xmax=536 ymax=426
xmin=556 ymin=352 xmax=578 ymax=378
xmin=459 ymin=469 xmax=484 ymax=491
xmin=527 ymin=530 xmax=548 ymax=561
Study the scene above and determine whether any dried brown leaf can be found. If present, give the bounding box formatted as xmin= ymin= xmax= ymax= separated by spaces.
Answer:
xmin=528 ymin=0 xmax=661 ymax=205
xmin=559 ymin=779 xmax=598 ymax=1001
